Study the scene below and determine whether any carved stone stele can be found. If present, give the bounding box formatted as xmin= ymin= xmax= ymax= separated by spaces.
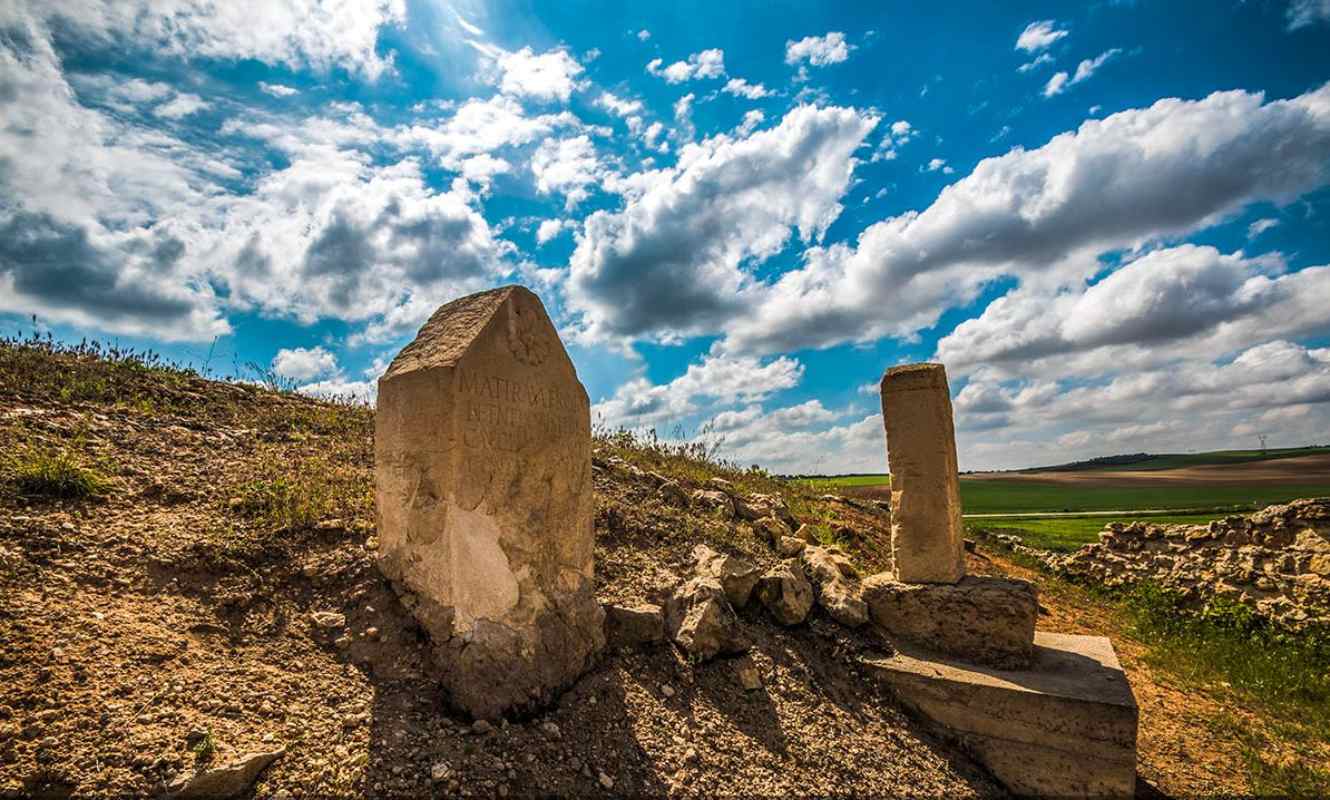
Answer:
xmin=375 ymin=285 xmax=603 ymax=718
xmin=880 ymin=363 xmax=965 ymax=584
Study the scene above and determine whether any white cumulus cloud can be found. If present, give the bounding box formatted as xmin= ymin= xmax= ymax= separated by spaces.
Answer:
xmin=530 ymin=135 xmax=601 ymax=208
xmin=723 ymin=78 xmax=773 ymax=99
xmin=536 ymin=219 xmax=570 ymax=245
xmin=566 ymin=104 xmax=880 ymax=342
xmin=647 ymin=49 xmax=726 ymax=83
xmin=272 ymin=346 xmax=338 ymax=381
xmin=483 ymin=46 xmax=585 ymax=103
xmin=153 ymin=92 xmax=209 ymax=119
xmin=593 ymin=351 xmax=805 ymax=429
xmin=1016 ymin=20 xmax=1069 ymax=53
xmin=784 ymin=32 xmax=852 ymax=67
xmin=936 ymin=245 xmax=1330 ymax=376
xmin=717 ymin=83 xmax=1330 ymax=355
xmin=259 ymin=82 xmax=299 ymax=97
xmin=27 ymin=0 xmax=405 ymax=79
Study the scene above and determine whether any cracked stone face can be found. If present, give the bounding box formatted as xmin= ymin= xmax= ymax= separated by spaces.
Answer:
xmin=374 ymin=285 xmax=604 ymax=718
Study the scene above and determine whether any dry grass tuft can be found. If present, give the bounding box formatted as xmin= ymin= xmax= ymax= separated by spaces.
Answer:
xmin=6 ymin=444 xmax=109 ymax=499
xmin=228 ymin=451 xmax=372 ymax=533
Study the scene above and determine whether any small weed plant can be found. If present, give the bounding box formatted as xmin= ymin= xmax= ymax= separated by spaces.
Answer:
xmin=192 ymin=729 xmax=216 ymax=762
xmin=592 ymin=420 xmax=787 ymax=497
xmin=7 ymin=445 xmax=109 ymax=499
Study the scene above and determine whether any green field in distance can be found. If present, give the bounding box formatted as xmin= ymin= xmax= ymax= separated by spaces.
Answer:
xmin=955 ymin=480 xmax=1330 ymax=515
xmin=804 ymin=475 xmax=1330 ymax=515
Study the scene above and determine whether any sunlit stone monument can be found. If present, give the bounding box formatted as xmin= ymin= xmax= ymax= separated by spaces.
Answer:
xmin=879 ymin=363 xmax=965 ymax=584
xmin=375 ymin=285 xmax=603 ymax=719
xmin=867 ymin=361 xmax=1138 ymax=798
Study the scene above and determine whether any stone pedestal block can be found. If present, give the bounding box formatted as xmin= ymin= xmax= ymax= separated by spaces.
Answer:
xmin=879 ymin=363 xmax=965 ymax=584
xmin=375 ymin=285 xmax=603 ymax=719
xmin=862 ymin=573 xmax=1038 ymax=668
xmin=864 ymin=632 xmax=1138 ymax=798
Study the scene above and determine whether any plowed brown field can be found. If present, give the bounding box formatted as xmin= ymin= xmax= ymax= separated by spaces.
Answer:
xmin=966 ymin=453 xmax=1330 ymax=486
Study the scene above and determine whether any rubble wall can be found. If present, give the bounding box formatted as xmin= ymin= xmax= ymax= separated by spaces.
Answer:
xmin=1047 ymin=499 xmax=1330 ymax=630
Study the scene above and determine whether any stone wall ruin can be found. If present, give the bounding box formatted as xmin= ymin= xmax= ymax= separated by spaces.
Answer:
xmin=1048 ymin=498 xmax=1330 ymax=630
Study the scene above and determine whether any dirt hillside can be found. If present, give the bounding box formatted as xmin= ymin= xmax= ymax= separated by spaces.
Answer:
xmin=0 ymin=341 xmax=997 ymax=798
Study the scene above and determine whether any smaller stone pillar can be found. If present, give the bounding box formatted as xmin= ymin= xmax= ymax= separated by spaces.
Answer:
xmin=880 ymin=363 xmax=965 ymax=584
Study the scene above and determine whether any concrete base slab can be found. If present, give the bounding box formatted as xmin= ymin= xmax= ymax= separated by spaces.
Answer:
xmin=864 ymin=631 xmax=1138 ymax=798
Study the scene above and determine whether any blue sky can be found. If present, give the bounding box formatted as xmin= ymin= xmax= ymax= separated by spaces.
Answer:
xmin=3 ymin=0 xmax=1330 ymax=472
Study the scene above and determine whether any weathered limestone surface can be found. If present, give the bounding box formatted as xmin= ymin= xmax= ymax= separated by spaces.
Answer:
xmin=800 ymin=545 xmax=869 ymax=627
xmin=879 ymin=363 xmax=965 ymax=584
xmin=693 ymin=544 xmax=760 ymax=608
xmin=603 ymin=603 xmax=665 ymax=649
xmin=862 ymin=573 xmax=1038 ymax=668
xmin=375 ymin=285 xmax=603 ymax=719
xmin=865 ymin=632 xmax=1138 ymax=798
xmin=167 ymin=748 xmax=285 ymax=799
xmin=756 ymin=562 xmax=814 ymax=626
xmin=665 ymin=576 xmax=749 ymax=661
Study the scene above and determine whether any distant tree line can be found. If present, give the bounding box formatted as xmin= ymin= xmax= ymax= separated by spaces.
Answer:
xmin=1024 ymin=453 xmax=1154 ymax=473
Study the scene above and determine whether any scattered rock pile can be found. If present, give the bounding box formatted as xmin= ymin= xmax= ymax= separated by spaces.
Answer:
xmin=799 ymin=545 xmax=869 ymax=628
xmin=1048 ymin=498 xmax=1330 ymax=630
xmin=609 ymin=540 xmax=869 ymax=664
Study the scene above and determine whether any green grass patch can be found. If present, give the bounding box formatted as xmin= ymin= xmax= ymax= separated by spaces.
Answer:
xmin=957 ymin=479 xmax=1330 ymax=514
xmin=1123 ymin=584 xmax=1330 ymax=717
xmin=6 ymin=445 xmax=109 ymax=500
xmin=229 ymin=453 xmax=371 ymax=532
xmin=800 ymin=473 xmax=890 ymax=489
xmin=1214 ymin=713 xmax=1330 ymax=799
xmin=1120 ymin=583 xmax=1330 ymax=796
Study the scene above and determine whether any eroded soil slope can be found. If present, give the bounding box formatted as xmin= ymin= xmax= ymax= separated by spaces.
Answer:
xmin=0 ymin=346 xmax=993 ymax=798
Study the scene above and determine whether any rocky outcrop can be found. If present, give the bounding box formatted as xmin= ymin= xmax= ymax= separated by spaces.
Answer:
xmin=757 ymin=562 xmax=814 ymax=626
xmin=692 ymin=544 xmax=760 ymax=608
xmin=691 ymin=490 xmax=736 ymax=520
xmin=658 ymin=481 xmax=690 ymax=508
xmin=734 ymin=493 xmax=797 ymax=528
xmin=801 ymin=545 xmax=869 ymax=627
xmin=753 ymin=516 xmax=791 ymax=545
xmin=664 ymin=576 xmax=749 ymax=661
xmin=1047 ymin=498 xmax=1330 ymax=630
xmin=603 ymin=603 xmax=665 ymax=648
